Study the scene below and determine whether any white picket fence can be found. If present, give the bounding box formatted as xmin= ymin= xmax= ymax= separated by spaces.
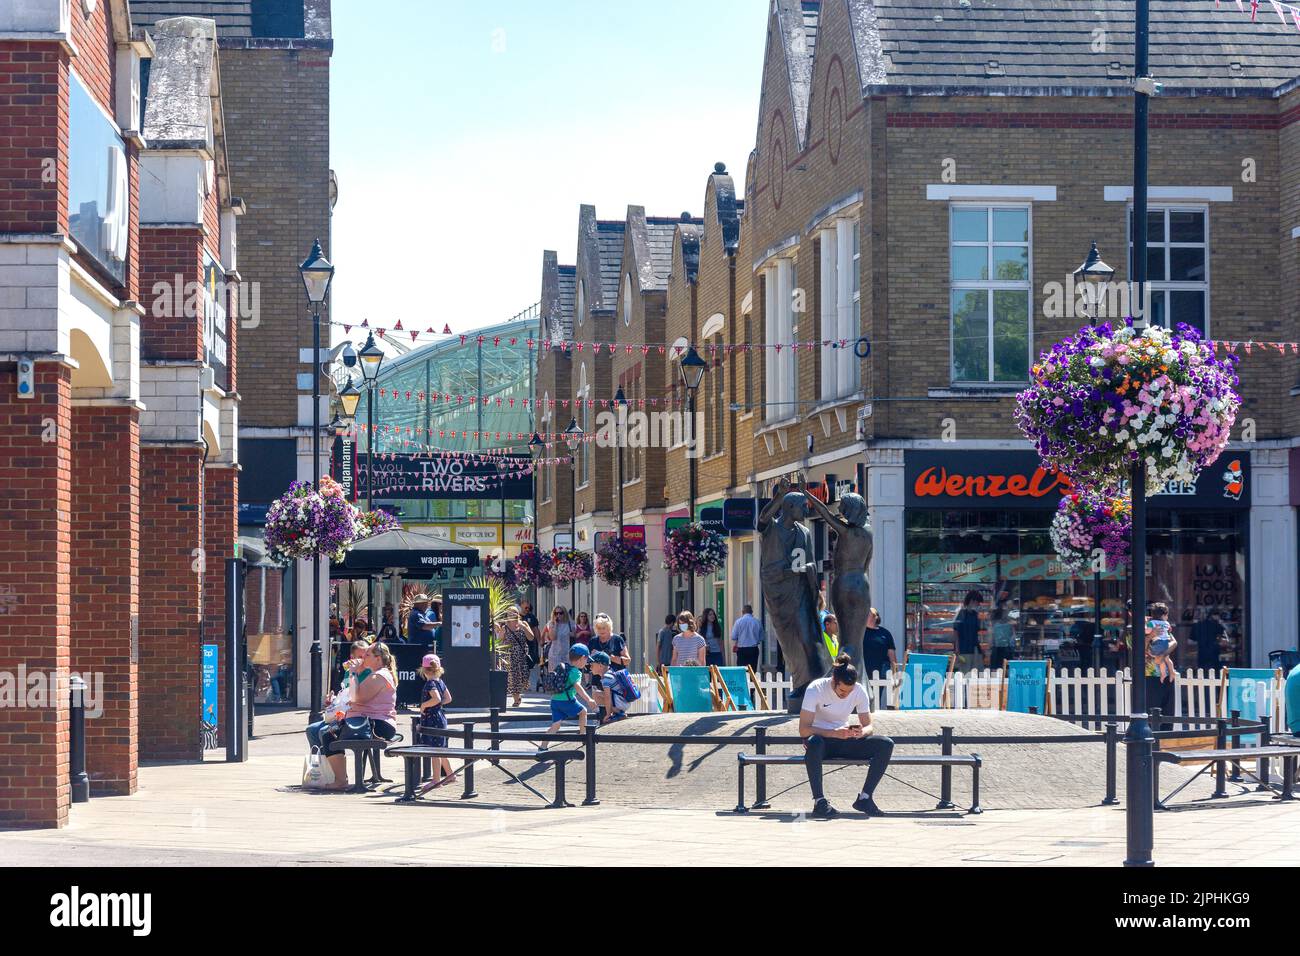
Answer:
xmin=753 ymin=667 xmax=1289 ymax=732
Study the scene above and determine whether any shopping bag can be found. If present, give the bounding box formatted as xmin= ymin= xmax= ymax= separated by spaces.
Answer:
xmin=302 ymin=746 xmax=335 ymax=789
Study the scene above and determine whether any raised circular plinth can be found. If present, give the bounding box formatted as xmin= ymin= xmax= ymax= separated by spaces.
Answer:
xmin=469 ymin=710 xmax=1215 ymax=813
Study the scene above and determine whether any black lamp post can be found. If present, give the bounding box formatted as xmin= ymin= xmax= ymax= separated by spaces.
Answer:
xmin=1124 ymin=0 xmax=1156 ymax=869
xmin=564 ymin=417 xmax=583 ymax=615
xmin=358 ymin=331 xmax=385 ymax=512
xmin=614 ymin=387 xmax=628 ymax=637
xmin=299 ymin=238 xmax=334 ymax=724
xmin=678 ymin=346 xmax=707 ymax=613
xmin=1075 ymin=243 xmax=1116 ymax=671
xmin=529 ymin=431 xmax=545 ymax=611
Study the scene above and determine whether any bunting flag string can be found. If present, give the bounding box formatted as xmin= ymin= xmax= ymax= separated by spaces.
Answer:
xmin=1221 ymin=0 xmax=1300 ymax=32
xmin=365 ymin=388 xmax=683 ymax=412
xmin=1206 ymin=339 xmax=1300 ymax=356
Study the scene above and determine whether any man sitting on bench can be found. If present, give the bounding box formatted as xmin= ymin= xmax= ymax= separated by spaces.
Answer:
xmin=800 ymin=654 xmax=895 ymax=819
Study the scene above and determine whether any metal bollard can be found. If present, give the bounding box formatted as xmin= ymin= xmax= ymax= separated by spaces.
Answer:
xmin=1102 ymin=722 xmax=1119 ymax=805
xmin=69 ymin=676 xmax=90 ymax=804
xmin=937 ymin=725 xmax=954 ymax=810
xmin=462 ymin=721 xmax=478 ymax=799
xmin=582 ymin=722 xmax=599 ymax=806
xmin=753 ymin=726 xmax=770 ymax=809
xmin=489 ymin=707 xmax=501 ymax=767
xmin=1212 ymin=717 xmax=1228 ymax=798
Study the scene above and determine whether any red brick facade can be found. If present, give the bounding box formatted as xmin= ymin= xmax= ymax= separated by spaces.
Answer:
xmin=70 ymin=404 xmax=140 ymax=796
xmin=0 ymin=363 xmax=73 ymax=829
xmin=0 ymin=44 xmax=67 ymax=234
xmin=137 ymin=446 xmax=206 ymax=761
xmin=140 ymin=228 xmax=207 ymax=362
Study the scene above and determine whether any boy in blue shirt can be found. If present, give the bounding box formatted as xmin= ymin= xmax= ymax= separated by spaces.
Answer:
xmin=543 ymin=643 xmax=594 ymax=744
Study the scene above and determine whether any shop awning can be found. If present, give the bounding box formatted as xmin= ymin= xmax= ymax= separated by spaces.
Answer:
xmin=331 ymin=529 xmax=481 ymax=577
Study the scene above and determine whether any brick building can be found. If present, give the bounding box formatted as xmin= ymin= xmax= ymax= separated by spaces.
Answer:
xmin=0 ymin=1 xmax=239 ymax=827
xmin=132 ymin=0 xmax=334 ymax=707
xmin=533 ymin=0 xmax=1300 ymax=672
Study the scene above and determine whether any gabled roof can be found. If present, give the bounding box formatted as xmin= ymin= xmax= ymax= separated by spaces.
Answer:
xmin=557 ymin=265 xmax=577 ymax=337
xmin=541 ymin=251 xmax=577 ymax=341
xmin=774 ymin=0 xmax=819 ymax=148
xmin=644 ymin=216 xmax=690 ymax=290
xmin=575 ymin=206 xmax=626 ymax=317
xmin=143 ymin=17 xmax=219 ymax=150
xmin=854 ymin=0 xmax=1300 ymax=95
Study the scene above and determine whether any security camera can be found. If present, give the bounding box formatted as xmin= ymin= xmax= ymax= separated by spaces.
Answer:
xmin=342 ymin=342 xmax=358 ymax=368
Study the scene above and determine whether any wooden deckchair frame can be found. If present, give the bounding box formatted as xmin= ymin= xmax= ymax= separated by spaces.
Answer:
xmin=711 ymin=665 xmax=767 ymax=712
xmin=901 ymin=650 xmax=955 ymax=709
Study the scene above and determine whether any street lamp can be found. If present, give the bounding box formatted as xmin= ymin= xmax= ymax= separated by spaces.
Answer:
xmin=563 ymin=417 xmax=583 ymax=615
xmin=299 ymin=238 xmax=334 ymax=725
xmin=614 ymin=386 xmax=628 ymax=637
xmin=529 ymin=431 xmax=545 ymax=611
xmin=357 ymin=331 xmax=385 ymax=511
xmin=1125 ymin=0 xmax=1155 ymax=868
xmin=678 ymin=346 xmax=707 ymax=613
xmin=1073 ymin=241 xmax=1116 ymax=326
xmin=1075 ymin=241 xmax=1117 ymax=667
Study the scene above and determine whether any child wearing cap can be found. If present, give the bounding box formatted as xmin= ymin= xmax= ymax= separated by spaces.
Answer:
xmin=417 ymin=654 xmax=457 ymax=792
xmin=542 ymin=643 xmax=595 ymax=747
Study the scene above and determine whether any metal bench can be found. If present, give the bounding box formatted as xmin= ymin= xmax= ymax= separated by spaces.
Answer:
xmin=328 ymin=738 xmax=393 ymax=794
xmin=1154 ymin=745 xmax=1297 ymax=808
xmin=388 ymin=745 xmax=583 ymax=808
xmin=735 ymin=751 xmax=982 ymax=815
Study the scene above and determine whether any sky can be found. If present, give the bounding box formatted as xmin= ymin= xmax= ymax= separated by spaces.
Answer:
xmin=328 ymin=0 xmax=768 ymax=351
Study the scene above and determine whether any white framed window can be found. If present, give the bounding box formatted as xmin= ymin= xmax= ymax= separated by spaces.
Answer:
xmin=949 ymin=204 xmax=1032 ymax=384
xmin=1127 ymin=205 xmax=1209 ymax=336
xmin=763 ymin=258 xmax=796 ymax=421
xmin=818 ymin=220 xmax=861 ymax=401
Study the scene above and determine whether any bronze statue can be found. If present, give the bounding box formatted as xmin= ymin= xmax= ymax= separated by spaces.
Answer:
xmin=804 ymin=488 xmax=873 ymax=676
xmin=758 ymin=477 xmax=830 ymax=709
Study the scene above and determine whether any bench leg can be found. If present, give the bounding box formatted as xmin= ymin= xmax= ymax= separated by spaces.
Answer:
xmin=422 ymin=756 xmax=432 ymax=782
xmin=367 ymin=749 xmax=391 ymax=784
xmin=1281 ymin=757 xmax=1295 ymax=802
xmin=549 ymin=760 xmax=569 ymax=809
xmin=460 ymin=757 xmax=478 ymax=800
xmin=1256 ymin=757 xmax=1271 ymax=792
xmin=350 ymin=750 xmax=368 ymax=793
xmin=1153 ymin=757 xmax=1164 ymax=811
xmin=735 ymin=760 xmax=749 ymax=814
xmin=968 ymin=757 xmax=983 ymax=815
xmin=398 ymin=756 xmax=417 ymax=803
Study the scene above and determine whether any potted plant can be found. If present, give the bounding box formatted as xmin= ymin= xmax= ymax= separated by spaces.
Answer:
xmin=662 ymin=523 xmax=727 ymax=576
xmin=1050 ymin=489 xmax=1132 ymax=574
xmin=595 ymin=536 xmax=649 ymax=588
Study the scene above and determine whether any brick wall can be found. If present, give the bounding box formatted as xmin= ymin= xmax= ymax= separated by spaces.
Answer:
xmin=0 ymin=362 xmax=73 ymax=828
xmin=138 ymin=445 xmax=205 ymax=760
xmin=203 ymin=465 xmax=238 ymax=745
xmin=0 ymin=44 xmax=67 ymax=234
xmin=217 ymin=46 xmax=331 ymax=428
xmin=139 ymin=228 xmax=205 ymax=362
xmin=68 ymin=0 xmax=115 ymax=113
xmin=70 ymin=404 xmax=139 ymax=796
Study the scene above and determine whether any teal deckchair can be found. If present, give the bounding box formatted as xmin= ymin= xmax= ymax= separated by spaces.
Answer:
xmin=666 ymin=667 xmax=720 ymax=713
xmin=714 ymin=666 xmax=760 ymax=711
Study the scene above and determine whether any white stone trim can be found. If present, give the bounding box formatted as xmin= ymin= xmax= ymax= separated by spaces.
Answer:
xmin=926 ymin=184 xmax=1057 ymax=202
xmin=1104 ymin=186 xmax=1233 ymax=202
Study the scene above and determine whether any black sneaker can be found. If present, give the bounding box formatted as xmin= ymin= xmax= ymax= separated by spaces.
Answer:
xmin=852 ymin=796 xmax=884 ymax=817
xmin=811 ymin=799 xmax=839 ymax=819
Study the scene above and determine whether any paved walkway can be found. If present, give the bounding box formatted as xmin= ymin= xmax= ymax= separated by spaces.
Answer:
xmin=1 ymin=708 xmax=1295 ymax=867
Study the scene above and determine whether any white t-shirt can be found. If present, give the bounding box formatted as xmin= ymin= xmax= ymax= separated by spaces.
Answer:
xmin=800 ymin=677 xmax=872 ymax=732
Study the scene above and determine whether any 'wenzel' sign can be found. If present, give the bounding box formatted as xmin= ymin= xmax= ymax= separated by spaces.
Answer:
xmin=905 ymin=450 xmax=1249 ymax=510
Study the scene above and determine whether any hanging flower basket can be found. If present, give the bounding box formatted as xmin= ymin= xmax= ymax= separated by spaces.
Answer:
xmin=513 ymin=547 xmax=553 ymax=590
xmin=264 ymin=480 xmax=359 ymax=566
xmin=1015 ymin=322 xmax=1240 ymax=494
xmin=663 ymin=524 xmax=728 ymax=576
xmin=354 ymin=508 xmax=400 ymax=540
xmin=595 ymin=536 xmax=649 ymax=587
xmin=550 ymin=548 xmax=594 ymax=587
xmin=1050 ymin=488 xmax=1132 ymax=574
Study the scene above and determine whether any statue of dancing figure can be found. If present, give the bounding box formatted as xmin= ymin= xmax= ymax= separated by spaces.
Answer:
xmin=758 ymin=477 xmax=830 ymax=709
xmin=804 ymin=488 xmax=873 ymax=676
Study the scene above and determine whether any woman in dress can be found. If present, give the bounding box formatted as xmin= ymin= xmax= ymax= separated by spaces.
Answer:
xmin=543 ymin=606 xmax=575 ymax=673
xmin=416 ymin=654 xmax=456 ymax=792
xmin=574 ymin=611 xmax=594 ymax=647
xmin=498 ymin=605 xmax=534 ymax=707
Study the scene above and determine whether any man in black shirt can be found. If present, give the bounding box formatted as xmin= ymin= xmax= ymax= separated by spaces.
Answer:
xmin=1192 ymin=609 xmax=1225 ymax=670
xmin=862 ymin=608 xmax=897 ymax=678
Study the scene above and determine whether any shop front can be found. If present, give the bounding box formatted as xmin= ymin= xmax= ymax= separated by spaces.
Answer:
xmin=903 ymin=450 xmax=1251 ymax=672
